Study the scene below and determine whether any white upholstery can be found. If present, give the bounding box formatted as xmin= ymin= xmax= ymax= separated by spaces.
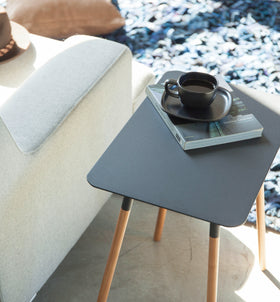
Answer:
xmin=1 ymin=39 xmax=130 ymax=153
xmin=0 ymin=34 xmax=154 ymax=302
xmin=0 ymin=34 xmax=65 ymax=107
xmin=60 ymin=35 xmax=155 ymax=111
xmin=132 ymin=60 xmax=155 ymax=111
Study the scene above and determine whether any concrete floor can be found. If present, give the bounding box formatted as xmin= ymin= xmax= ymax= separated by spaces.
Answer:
xmin=34 ymin=194 xmax=280 ymax=302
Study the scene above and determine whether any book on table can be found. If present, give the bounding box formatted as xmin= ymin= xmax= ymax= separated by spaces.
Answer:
xmin=145 ymin=79 xmax=264 ymax=151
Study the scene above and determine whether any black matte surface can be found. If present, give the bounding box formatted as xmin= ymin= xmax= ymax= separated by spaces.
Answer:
xmin=87 ymin=71 xmax=280 ymax=227
xmin=210 ymin=223 xmax=220 ymax=238
xmin=121 ymin=197 xmax=133 ymax=211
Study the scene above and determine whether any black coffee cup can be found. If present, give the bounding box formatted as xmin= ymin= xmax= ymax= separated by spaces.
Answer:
xmin=165 ymin=72 xmax=219 ymax=109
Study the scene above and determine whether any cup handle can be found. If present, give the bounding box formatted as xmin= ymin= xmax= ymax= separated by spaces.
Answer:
xmin=165 ymin=79 xmax=179 ymax=98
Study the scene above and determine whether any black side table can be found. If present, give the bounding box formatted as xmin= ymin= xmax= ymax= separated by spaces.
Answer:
xmin=87 ymin=71 xmax=280 ymax=302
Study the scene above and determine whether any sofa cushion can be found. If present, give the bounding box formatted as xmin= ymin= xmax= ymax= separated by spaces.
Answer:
xmin=0 ymin=38 xmax=130 ymax=153
xmin=6 ymin=0 xmax=125 ymax=39
xmin=131 ymin=60 xmax=155 ymax=111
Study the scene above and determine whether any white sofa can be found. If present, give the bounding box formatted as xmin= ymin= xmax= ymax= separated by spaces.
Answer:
xmin=0 ymin=34 xmax=154 ymax=302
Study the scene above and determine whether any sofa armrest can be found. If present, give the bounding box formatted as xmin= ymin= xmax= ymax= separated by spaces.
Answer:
xmin=0 ymin=37 xmax=132 ymax=302
xmin=0 ymin=38 xmax=132 ymax=154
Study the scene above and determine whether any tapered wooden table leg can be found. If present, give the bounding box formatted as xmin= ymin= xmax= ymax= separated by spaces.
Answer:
xmin=153 ymin=207 xmax=167 ymax=241
xmin=97 ymin=197 xmax=133 ymax=302
xmin=207 ymin=223 xmax=220 ymax=302
xmin=256 ymin=184 xmax=266 ymax=271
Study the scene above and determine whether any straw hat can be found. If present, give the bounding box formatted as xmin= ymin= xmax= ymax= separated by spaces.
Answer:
xmin=0 ymin=6 xmax=30 ymax=62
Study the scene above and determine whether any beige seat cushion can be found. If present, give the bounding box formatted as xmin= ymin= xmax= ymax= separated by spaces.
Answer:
xmin=6 ymin=0 xmax=125 ymax=39
xmin=131 ymin=60 xmax=155 ymax=111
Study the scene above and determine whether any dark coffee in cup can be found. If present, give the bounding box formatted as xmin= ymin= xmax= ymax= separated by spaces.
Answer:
xmin=181 ymin=79 xmax=215 ymax=93
xmin=165 ymin=72 xmax=218 ymax=109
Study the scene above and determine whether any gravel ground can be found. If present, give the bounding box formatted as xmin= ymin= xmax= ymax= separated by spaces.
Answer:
xmin=107 ymin=0 xmax=280 ymax=94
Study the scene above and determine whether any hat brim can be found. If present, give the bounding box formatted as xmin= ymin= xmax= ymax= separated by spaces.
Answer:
xmin=0 ymin=21 xmax=30 ymax=63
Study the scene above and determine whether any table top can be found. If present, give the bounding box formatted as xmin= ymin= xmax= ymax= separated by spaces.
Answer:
xmin=87 ymin=71 xmax=280 ymax=227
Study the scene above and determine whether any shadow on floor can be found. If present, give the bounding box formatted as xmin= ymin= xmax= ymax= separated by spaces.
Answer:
xmin=35 ymin=194 xmax=254 ymax=302
xmin=263 ymin=269 xmax=280 ymax=290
